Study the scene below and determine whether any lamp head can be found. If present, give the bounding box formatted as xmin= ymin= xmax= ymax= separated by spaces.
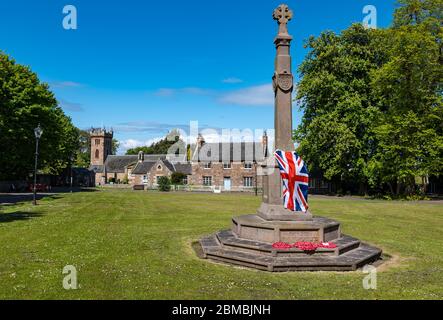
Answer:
xmin=34 ymin=124 xmax=43 ymax=139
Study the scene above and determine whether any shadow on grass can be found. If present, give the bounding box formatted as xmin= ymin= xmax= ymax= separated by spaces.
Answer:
xmin=0 ymin=211 xmax=44 ymax=223
xmin=0 ymin=188 xmax=99 ymax=206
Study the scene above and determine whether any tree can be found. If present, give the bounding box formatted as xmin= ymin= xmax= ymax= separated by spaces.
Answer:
xmin=157 ymin=176 xmax=171 ymax=192
xmin=126 ymin=130 xmax=185 ymax=156
xmin=0 ymin=52 xmax=79 ymax=180
xmin=368 ymin=6 xmax=443 ymax=194
xmin=393 ymin=0 xmax=443 ymax=27
xmin=295 ymin=0 xmax=443 ymax=196
xmin=74 ymin=129 xmax=90 ymax=168
xmin=294 ymin=24 xmax=387 ymax=192
xmin=171 ymin=172 xmax=186 ymax=185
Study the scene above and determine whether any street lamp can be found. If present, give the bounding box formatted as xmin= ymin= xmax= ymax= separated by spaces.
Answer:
xmin=70 ymin=154 xmax=75 ymax=193
xmin=33 ymin=124 xmax=43 ymax=205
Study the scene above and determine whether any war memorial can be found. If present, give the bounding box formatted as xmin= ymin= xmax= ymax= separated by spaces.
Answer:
xmin=199 ymin=4 xmax=383 ymax=272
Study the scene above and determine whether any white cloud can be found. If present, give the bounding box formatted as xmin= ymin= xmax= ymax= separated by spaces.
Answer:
xmin=218 ymin=84 xmax=274 ymax=106
xmin=50 ymin=81 xmax=84 ymax=88
xmin=151 ymin=83 xmax=276 ymax=107
xmin=120 ymin=139 xmax=143 ymax=150
xmin=59 ymin=99 xmax=84 ymax=112
xmin=118 ymin=137 xmax=163 ymax=154
xmin=222 ymin=77 xmax=243 ymax=84
xmin=154 ymin=87 xmax=213 ymax=97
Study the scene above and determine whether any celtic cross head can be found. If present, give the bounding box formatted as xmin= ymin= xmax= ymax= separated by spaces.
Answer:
xmin=273 ymin=4 xmax=293 ymax=35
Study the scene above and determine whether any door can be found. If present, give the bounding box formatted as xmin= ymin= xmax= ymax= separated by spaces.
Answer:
xmin=224 ymin=177 xmax=231 ymax=191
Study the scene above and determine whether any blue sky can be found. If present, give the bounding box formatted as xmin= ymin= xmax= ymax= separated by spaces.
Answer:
xmin=0 ymin=0 xmax=396 ymax=153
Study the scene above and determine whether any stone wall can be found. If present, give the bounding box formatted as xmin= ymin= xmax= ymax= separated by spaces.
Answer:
xmin=189 ymin=162 xmax=262 ymax=191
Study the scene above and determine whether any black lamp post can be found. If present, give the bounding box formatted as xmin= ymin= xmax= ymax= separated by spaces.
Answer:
xmin=33 ymin=124 xmax=43 ymax=205
xmin=70 ymin=155 xmax=74 ymax=193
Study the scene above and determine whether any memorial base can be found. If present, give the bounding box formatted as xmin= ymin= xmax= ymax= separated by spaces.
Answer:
xmin=199 ymin=214 xmax=382 ymax=272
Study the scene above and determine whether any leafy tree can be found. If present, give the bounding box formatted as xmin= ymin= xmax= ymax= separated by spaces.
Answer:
xmin=126 ymin=130 xmax=185 ymax=156
xmin=112 ymin=139 xmax=119 ymax=155
xmin=171 ymin=172 xmax=186 ymax=185
xmin=368 ymin=5 xmax=443 ymax=194
xmin=393 ymin=0 xmax=443 ymax=27
xmin=0 ymin=52 xmax=79 ymax=180
xmin=157 ymin=176 xmax=171 ymax=192
xmin=294 ymin=24 xmax=387 ymax=192
xmin=295 ymin=0 xmax=443 ymax=196
xmin=74 ymin=129 xmax=91 ymax=168
xmin=126 ymin=146 xmax=152 ymax=155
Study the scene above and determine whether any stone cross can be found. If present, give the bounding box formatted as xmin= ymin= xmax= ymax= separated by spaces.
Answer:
xmin=273 ymin=4 xmax=293 ymax=35
xmin=257 ymin=4 xmax=313 ymax=222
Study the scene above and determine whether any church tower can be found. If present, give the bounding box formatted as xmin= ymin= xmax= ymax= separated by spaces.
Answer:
xmin=90 ymin=128 xmax=113 ymax=166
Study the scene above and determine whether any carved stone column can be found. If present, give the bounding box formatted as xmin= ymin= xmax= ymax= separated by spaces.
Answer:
xmin=257 ymin=4 xmax=313 ymax=221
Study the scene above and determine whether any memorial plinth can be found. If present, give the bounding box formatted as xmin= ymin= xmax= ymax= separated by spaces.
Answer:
xmin=198 ymin=4 xmax=382 ymax=272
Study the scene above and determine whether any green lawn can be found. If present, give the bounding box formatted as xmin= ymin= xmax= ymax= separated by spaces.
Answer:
xmin=0 ymin=189 xmax=442 ymax=300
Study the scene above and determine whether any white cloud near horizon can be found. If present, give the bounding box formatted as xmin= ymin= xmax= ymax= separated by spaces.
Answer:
xmin=154 ymin=87 xmax=214 ymax=97
xmin=222 ymin=77 xmax=243 ymax=84
xmin=119 ymin=137 xmax=163 ymax=154
xmin=218 ymin=84 xmax=274 ymax=106
xmin=59 ymin=99 xmax=84 ymax=112
xmin=153 ymin=83 xmax=274 ymax=107
xmin=50 ymin=81 xmax=84 ymax=88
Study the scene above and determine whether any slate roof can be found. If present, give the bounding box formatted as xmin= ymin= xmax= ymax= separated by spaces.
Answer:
xmin=89 ymin=165 xmax=104 ymax=173
xmin=131 ymin=159 xmax=192 ymax=175
xmin=174 ymin=163 xmax=192 ymax=175
xmin=132 ymin=161 xmax=157 ymax=175
xmin=144 ymin=155 xmax=166 ymax=161
xmin=192 ymin=142 xmax=266 ymax=162
xmin=104 ymin=155 xmax=138 ymax=173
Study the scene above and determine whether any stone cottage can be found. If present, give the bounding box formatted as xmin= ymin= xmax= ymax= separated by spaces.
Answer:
xmin=88 ymin=128 xmax=191 ymax=187
xmin=188 ymin=134 xmax=268 ymax=192
xmin=88 ymin=128 xmax=268 ymax=192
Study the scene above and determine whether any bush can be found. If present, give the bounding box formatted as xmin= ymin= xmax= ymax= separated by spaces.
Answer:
xmin=157 ymin=176 xmax=171 ymax=192
xmin=171 ymin=172 xmax=186 ymax=185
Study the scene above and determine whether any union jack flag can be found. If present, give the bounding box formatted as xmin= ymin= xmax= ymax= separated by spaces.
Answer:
xmin=274 ymin=150 xmax=309 ymax=212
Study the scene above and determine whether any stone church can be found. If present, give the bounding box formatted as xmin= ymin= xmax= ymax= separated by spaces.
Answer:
xmin=88 ymin=128 xmax=267 ymax=192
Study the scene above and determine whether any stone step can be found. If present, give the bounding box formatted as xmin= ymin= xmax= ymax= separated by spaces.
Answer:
xmin=232 ymin=214 xmax=342 ymax=243
xmin=200 ymin=234 xmax=382 ymax=272
xmin=215 ymin=230 xmax=360 ymax=257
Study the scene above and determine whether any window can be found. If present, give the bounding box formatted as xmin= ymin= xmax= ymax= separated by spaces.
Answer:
xmin=182 ymin=176 xmax=188 ymax=185
xmin=143 ymin=175 xmax=148 ymax=184
xmin=95 ymin=139 xmax=101 ymax=146
xmin=244 ymin=162 xmax=253 ymax=169
xmin=157 ymin=165 xmax=162 ymax=170
xmin=204 ymin=162 xmax=212 ymax=169
xmin=95 ymin=149 xmax=100 ymax=159
xmin=203 ymin=176 xmax=212 ymax=186
xmin=244 ymin=177 xmax=254 ymax=187
xmin=223 ymin=162 xmax=232 ymax=169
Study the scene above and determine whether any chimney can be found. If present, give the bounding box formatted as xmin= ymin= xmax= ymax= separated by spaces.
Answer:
xmin=197 ymin=134 xmax=205 ymax=148
xmin=262 ymin=130 xmax=269 ymax=158
xmin=138 ymin=151 xmax=144 ymax=162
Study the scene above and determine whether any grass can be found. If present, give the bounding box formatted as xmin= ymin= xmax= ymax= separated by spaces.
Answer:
xmin=0 ymin=189 xmax=442 ymax=300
